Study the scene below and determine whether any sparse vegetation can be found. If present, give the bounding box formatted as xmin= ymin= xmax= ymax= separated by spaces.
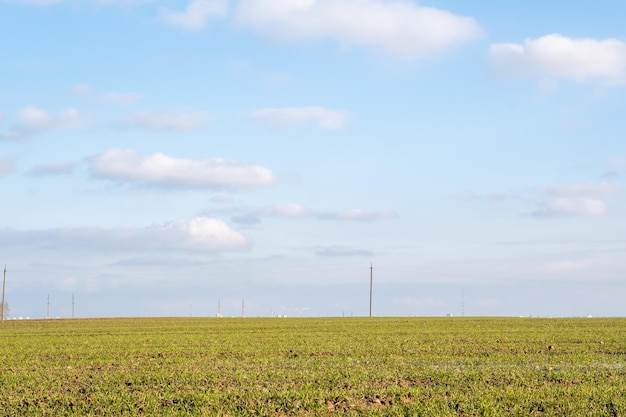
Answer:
xmin=0 ymin=317 xmax=624 ymax=416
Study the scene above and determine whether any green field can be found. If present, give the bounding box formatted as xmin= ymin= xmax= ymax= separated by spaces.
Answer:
xmin=0 ymin=317 xmax=625 ymax=416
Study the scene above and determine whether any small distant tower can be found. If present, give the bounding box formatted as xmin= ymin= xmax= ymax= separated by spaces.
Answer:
xmin=369 ymin=263 xmax=373 ymax=317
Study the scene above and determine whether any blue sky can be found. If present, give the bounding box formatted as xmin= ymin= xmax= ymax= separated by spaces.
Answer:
xmin=1 ymin=0 xmax=626 ymax=318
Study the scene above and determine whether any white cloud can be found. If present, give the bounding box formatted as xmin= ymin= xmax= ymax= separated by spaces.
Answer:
xmin=157 ymin=0 xmax=228 ymax=30
xmin=166 ymin=217 xmax=248 ymax=250
xmin=234 ymin=0 xmax=481 ymax=59
xmin=490 ymin=34 xmax=626 ymax=84
xmin=247 ymin=106 xmax=349 ymax=129
xmin=539 ymin=182 xmax=620 ymax=196
xmin=533 ymin=198 xmax=607 ymax=218
xmin=89 ymin=148 xmax=275 ymax=189
xmin=26 ymin=161 xmax=76 ymax=176
xmin=0 ymin=106 xmax=91 ymax=140
xmin=119 ymin=110 xmax=214 ymax=132
xmin=319 ymin=209 xmax=397 ymax=221
xmin=0 ymin=217 xmax=249 ymax=253
xmin=100 ymin=92 xmax=143 ymax=106
xmin=18 ymin=106 xmax=52 ymax=127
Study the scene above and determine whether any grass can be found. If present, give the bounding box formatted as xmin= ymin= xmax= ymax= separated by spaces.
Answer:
xmin=0 ymin=317 xmax=625 ymax=416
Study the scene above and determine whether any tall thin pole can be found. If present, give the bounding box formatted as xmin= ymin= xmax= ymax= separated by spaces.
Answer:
xmin=72 ymin=294 xmax=75 ymax=319
xmin=1 ymin=265 xmax=6 ymax=321
xmin=47 ymin=295 xmax=50 ymax=319
xmin=241 ymin=298 xmax=245 ymax=318
xmin=217 ymin=298 xmax=221 ymax=317
xmin=369 ymin=263 xmax=373 ymax=317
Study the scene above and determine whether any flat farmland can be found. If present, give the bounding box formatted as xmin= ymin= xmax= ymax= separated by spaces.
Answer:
xmin=0 ymin=317 xmax=625 ymax=416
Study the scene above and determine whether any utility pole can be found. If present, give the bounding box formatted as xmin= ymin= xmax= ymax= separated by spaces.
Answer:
xmin=1 ymin=265 xmax=6 ymax=322
xmin=369 ymin=263 xmax=373 ymax=317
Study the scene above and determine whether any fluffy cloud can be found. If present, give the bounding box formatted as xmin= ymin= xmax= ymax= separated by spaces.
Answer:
xmin=157 ymin=0 xmax=228 ymax=30
xmin=247 ymin=106 xmax=349 ymax=129
xmin=0 ymin=106 xmax=91 ymax=140
xmin=0 ymin=217 xmax=249 ymax=252
xmin=530 ymin=181 xmax=619 ymax=218
xmin=166 ymin=217 xmax=248 ymax=250
xmin=533 ymin=198 xmax=607 ymax=218
xmin=234 ymin=0 xmax=481 ymax=59
xmin=119 ymin=110 xmax=214 ymax=132
xmin=89 ymin=148 xmax=275 ymax=189
xmin=490 ymin=34 xmax=626 ymax=84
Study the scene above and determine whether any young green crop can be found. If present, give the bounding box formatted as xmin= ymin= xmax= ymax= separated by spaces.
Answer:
xmin=0 ymin=317 xmax=624 ymax=416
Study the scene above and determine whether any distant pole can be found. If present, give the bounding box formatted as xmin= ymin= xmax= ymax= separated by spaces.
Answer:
xmin=72 ymin=294 xmax=75 ymax=319
xmin=1 ymin=265 xmax=6 ymax=322
xmin=47 ymin=295 xmax=50 ymax=319
xmin=369 ymin=263 xmax=373 ymax=317
xmin=217 ymin=298 xmax=221 ymax=317
xmin=241 ymin=298 xmax=245 ymax=318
